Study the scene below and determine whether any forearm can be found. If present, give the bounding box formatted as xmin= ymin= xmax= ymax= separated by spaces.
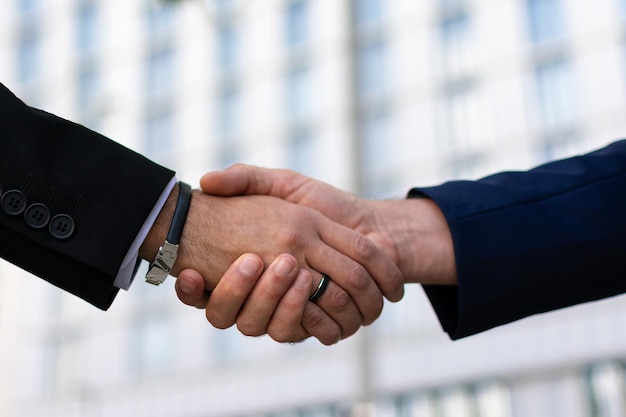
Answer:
xmin=0 ymin=83 xmax=175 ymax=308
xmin=369 ymin=198 xmax=457 ymax=286
xmin=412 ymin=140 xmax=626 ymax=339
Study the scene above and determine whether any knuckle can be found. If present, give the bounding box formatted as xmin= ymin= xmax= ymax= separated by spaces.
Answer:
xmin=352 ymin=234 xmax=377 ymax=260
xmin=328 ymin=289 xmax=351 ymax=314
xmin=363 ymin=297 xmax=384 ymax=325
xmin=346 ymin=265 xmax=371 ymax=292
xmin=267 ymin=326 xmax=299 ymax=344
xmin=301 ymin=308 xmax=326 ymax=330
xmin=205 ymin=311 xmax=232 ymax=330
xmin=236 ymin=320 xmax=265 ymax=337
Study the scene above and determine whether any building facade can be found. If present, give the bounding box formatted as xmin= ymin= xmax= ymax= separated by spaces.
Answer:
xmin=1 ymin=0 xmax=626 ymax=416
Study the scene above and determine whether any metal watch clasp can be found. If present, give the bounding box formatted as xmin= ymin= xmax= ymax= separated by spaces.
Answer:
xmin=145 ymin=240 xmax=179 ymax=286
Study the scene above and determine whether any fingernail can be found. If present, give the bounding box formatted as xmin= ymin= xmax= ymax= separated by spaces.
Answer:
xmin=240 ymin=256 xmax=262 ymax=276
xmin=293 ymin=271 xmax=310 ymax=289
xmin=179 ymin=278 xmax=196 ymax=295
xmin=275 ymin=256 xmax=296 ymax=277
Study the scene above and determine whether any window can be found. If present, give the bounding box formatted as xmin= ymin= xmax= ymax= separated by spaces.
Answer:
xmin=145 ymin=109 xmax=174 ymax=160
xmin=354 ymin=0 xmax=384 ymax=25
xmin=17 ymin=31 xmax=40 ymax=83
xmin=146 ymin=47 xmax=175 ymax=94
xmin=17 ymin=0 xmax=40 ymax=12
xmin=475 ymin=382 xmax=513 ymax=417
xmin=217 ymin=24 xmax=239 ymax=70
xmin=439 ymin=0 xmax=467 ymax=9
xmin=133 ymin=317 xmax=176 ymax=375
xmin=76 ymin=2 xmax=99 ymax=52
xmin=360 ymin=111 xmax=397 ymax=197
xmin=526 ymin=0 xmax=567 ymax=43
xmin=443 ymin=83 xmax=493 ymax=152
xmin=217 ymin=87 xmax=240 ymax=136
xmin=77 ymin=65 xmax=100 ymax=110
xmin=287 ymin=130 xmax=317 ymax=177
xmin=286 ymin=1 xmax=308 ymax=46
xmin=438 ymin=387 xmax=475 ymax=417
xmin=214 ymin=0 xmax=235 ymax=12
xmin=286 ymin=66 xmax=312 ymax=122
xmin=356 ymin=40 xmax=388 ymax=96
xmin=440 ymin=13 xmax=474 ymax=78
xmin=146 ymin=2 xmax=176 ymax=31
xmin=535 ymin=59 xmax=578 ymax=130
xmin=587 ymin=362 xmax=626 ymax=417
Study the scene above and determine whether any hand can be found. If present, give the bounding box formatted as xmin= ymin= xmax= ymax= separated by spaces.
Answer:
xmin=176 ymin=255 xmax=351 ymax=345
xmin=141 ymin=185 xmax=404 ymax=340
xmin=199 ymin=165 xmax=457 ymax=286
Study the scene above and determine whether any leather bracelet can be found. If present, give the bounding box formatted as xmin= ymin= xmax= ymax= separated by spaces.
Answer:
xmin=145 ymin=181 xmax=192 ymax=286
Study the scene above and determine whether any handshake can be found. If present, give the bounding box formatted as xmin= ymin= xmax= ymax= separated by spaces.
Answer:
xmin=139 ymin=165 xmax=457 ymax=346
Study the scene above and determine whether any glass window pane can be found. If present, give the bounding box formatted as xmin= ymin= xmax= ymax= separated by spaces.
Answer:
xmin=286 ymin=1 xmax=308 ymax=46
xmin=354 ymin=0 xmax=384 ymax=24
xmin=146 ymin=3 xmax=176 ymax=30
xmin=535 ymin=59 xmax=578 ymax=129
xmin=76 ymin=3 xmax=99 ymax=51
xmin=217 ymin=25 xmax=239 ymax=69
xmin=356 ymin=40 xmax=388 ymax=95
xmin=526 ymin=0 xmax=566 ymax=43
xmin=440 ymin=13 xmax=474 ymax=78
xmin=288 ymin=130 xmax=317 ymax=177
xmin=17 ymin=33 xmax=40 ymax=82
xmin=17 ymin=0 xmax=40 ymax=12
xmin=133 ymin=318 xmax=175 ymax=375
xmin=146 ymin=48 xmax=175 ymax=93
xmin=360 ymin=111 xmax=397 ymax=197
xmin=286 ymin=67 xmax=312 ymax=122
xmin=145 ymin=110 xmax=174 ymax=157
xmin=218 ymin=88 xmax=240 ymax=135
xmin=438 ymin=387 xmax=474 ymax=417
xmin=475 ymin=382 xmax=513 ymax=417
xmin=77 ymin=66 xmax=99 ymax=110
xmin=588 ymin=363 xmax=626 ymax=417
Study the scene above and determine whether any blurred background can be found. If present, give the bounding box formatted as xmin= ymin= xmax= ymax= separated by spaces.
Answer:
xmin=1 ymin=0 xmax=626 ymax=415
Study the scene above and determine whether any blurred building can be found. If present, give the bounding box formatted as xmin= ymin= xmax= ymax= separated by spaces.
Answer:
xmin=1 ymin=0 xmax=626 ymax=416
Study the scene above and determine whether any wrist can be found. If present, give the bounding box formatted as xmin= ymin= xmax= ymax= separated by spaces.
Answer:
xmin=139 ymin=185 xmax=178 ymax=262
xmin=379 ymin=198 xmax=457 ymax=285
xmin=140 ymin=182 xmax=192 ymax=284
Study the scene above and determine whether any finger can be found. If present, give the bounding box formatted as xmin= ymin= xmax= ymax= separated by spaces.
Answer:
xmin=176 ymin=269 xmax=210 ymax=309
xmin=307 ymin=274 xmax=362 ymax=339
xmin=265 ymin=269 xmax=312 ymax=343
xmin=236 ymin=254 xmax=300 ymax=337
xmin=305 ymin=239 xmax=385 ymax=326
xmin=321 ymin=223 xmax=405 ymax=303
xmin=200 ymin=164 xmax=298 ymax=198
xmin=300 ymin=301 xmax=342 ymax=346
xmin=205 ymin=254 xmax=264 ymax=329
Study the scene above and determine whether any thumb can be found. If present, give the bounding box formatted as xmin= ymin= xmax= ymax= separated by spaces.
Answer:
xmin=175 ymin=269 xmax=211 ymax=309
xmin=200 ymin=164 xmax=287 ymax=197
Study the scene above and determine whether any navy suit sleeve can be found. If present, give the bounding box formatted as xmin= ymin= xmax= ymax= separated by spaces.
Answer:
xmin=410 ymin=140 xmax=626 ymax=339
xmin=0 ymin=83 xmax=174 ymax=309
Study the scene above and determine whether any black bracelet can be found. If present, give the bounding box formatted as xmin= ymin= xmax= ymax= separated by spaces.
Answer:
xmin=145 ymin=181 xmax=192 ymax=286
xmin=167 ymin=181 xmax=192 ymax=245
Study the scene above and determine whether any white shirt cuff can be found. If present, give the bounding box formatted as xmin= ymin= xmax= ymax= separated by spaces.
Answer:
xmin=113 ymin=177 xmax=178 ymax=290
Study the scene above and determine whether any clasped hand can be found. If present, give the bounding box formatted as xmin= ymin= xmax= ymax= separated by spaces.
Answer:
xmin=156 ymin=165 xmax=455 ymax=345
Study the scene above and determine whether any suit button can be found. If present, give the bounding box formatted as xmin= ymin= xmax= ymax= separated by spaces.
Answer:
xmin=1 ymin=190 xmax=27 ymax=215
xmin=24 ymin=203 xmax=51 ymax=229
xmin=49 ymin=214 xmax=75 ymax=239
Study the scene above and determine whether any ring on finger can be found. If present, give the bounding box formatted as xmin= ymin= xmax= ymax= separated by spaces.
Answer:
xmin=309 ymin=273 xmax=331 ymax=303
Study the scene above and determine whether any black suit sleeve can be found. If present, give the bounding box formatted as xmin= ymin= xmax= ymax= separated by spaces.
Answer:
xmin=0 ymin=83 xmax=174 ymax=309
xmin=409 ymin=140 xmax=626 ymax=339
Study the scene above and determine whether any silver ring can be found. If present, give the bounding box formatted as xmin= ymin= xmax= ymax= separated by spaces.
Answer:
xmin=309 ymin=273 xmax=330 ymax=303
